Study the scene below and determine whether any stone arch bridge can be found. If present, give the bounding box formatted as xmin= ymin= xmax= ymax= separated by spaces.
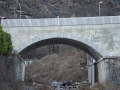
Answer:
xmin=1 ymin=16 xmax=120 ymax=85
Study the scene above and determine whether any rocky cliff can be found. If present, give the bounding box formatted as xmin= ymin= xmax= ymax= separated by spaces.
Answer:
xmin=0 ymin=0 xmax=120 ymax=19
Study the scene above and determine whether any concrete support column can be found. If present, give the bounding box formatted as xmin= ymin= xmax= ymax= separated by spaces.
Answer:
xmin=13 ymin=54 xmax=22 ymax=81
xmin=20 ymin=61 xmax=25 ymax=81
xmin=9 ymin=52 xmax=25 ymax=81
xmin=91 ymin=60 xmax=95 ymax=84
xmin=87 ymin=54 xmax=95 ymax=85
xmin=88 ymin=64 xmax=92 ymax=84
xmin=20 ymin=60 xmax=34 ymax=81
xmin=97 ymin=59 xmax=107 ymax=84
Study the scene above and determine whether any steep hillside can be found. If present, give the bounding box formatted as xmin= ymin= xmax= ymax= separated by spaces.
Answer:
xmin=25 ymin=46 xmax=88 ymax=90
xmin=0 ymin=0 xmax=120 ymax=19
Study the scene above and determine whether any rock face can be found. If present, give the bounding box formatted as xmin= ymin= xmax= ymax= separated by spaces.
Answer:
xmin=0 ymin=0 xmax=120 ymax=19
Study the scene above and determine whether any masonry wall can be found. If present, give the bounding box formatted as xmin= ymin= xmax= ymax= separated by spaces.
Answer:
xmin=107 ymin=58 xmax=120 ymax=82
xmin=97 ymin=57 xmax=120 ymax=86
xmin=0 ymin=54 xmax=8 ymax=84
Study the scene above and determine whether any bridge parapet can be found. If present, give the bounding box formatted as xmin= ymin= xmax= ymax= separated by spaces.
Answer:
xmin=1 ymin=16 xmax=120 ymax=27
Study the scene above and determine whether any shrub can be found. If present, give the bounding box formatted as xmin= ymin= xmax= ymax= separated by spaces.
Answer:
xmin=0 ymin=26 xmax=13 ymax=55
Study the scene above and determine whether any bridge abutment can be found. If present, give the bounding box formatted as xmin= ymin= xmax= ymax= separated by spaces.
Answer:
xmin=87 ymin=54 xmax=95 ymax=85
xmin=87 ymin=55 xmax=120 ymax=86
xmin=97 ymin=59 xmax=109 ymax=84
xmin=97 ymin=57 xmax=120 ymax=86
xmin=7 ymin=52 xmax=25 ymax=81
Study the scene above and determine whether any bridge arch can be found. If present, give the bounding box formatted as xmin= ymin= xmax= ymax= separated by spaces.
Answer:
xmin=18 ymin=35 xmax=104 ymax=61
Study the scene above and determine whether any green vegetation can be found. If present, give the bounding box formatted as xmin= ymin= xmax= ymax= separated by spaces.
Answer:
xmin=0 ymin=26 xmax=13 ymax=55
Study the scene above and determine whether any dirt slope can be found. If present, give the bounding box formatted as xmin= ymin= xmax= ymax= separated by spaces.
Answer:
xmin=24 ymin=46 xmax=88 ymax=89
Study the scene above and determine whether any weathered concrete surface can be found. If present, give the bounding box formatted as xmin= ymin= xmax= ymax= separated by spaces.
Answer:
xmin=97 ymin=59 xmax=108 ymax=85
xmin=97 ymin=57 xmax=120 ymax=85
xmin=3 ymin=24 xmax=120 ymax=60
xmin=87 ymin=54 xmax=96 ymax=85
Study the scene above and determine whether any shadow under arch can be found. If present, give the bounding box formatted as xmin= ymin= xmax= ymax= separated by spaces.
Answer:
xmin=19 ymin=38 xmax=103 ymax=61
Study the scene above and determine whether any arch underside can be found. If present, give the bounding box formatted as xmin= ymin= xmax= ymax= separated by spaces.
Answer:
xmin=19 ymin=38 xmax=103 ymax=61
